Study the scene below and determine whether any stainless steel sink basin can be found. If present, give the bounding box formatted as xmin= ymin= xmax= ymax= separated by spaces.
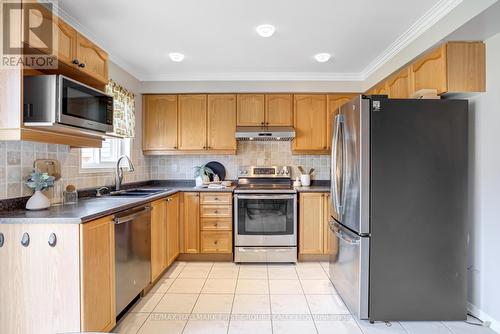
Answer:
xmin=109 ymin=189 xmax=166 ymax=197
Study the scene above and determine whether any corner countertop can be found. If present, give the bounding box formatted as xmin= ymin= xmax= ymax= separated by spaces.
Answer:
xmin=0 ymin=185 xmax=235 ymax=225
xmin=294 ymin=185 xmax=330 ymax=192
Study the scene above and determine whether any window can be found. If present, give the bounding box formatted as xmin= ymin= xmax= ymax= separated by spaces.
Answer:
xmin=81 ymin=138 xmax=131 ymax=170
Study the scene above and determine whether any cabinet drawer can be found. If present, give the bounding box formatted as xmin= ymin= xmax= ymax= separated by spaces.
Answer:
xmin=200 ymin=205 xmax=232 ymax=218
xmin=201 ymin=218 xmax=232 ymax=231
xmin=200 ymin=193 xmax=232 ymax=204
xmin=201 ymin=231 xmax=232 ymax=253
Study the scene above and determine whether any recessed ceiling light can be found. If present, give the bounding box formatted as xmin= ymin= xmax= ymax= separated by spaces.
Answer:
xmin=256 ymin=24 xmax=276 ymax=38
xmin=169 ymin=52 xmax=185 ymax=62
xmin=314 ymin=53 xmax=332 ymax=63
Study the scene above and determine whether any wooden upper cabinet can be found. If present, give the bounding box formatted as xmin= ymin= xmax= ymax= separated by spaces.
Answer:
xmin=80 ymin=216 xmax=116 ymax=332
xmin=367 ymin=81 xmax=388 ymax=95
xmin=178 ymin=95 xmax=207 ymax=150
xmin=55 ymin=20 xmax=78 ymax=66
xmin=293 ymin=94 xmax=328 ymax=152
xmin=265 ymin=94 xmax=293 ymax=126
xmin=151 ymin=199 xmax=167 ymax=281
xmin=445 ymin=42 xmax=485 ymax=93
xmin=207 ymin=94 xmax=237 ymax=151
xmin=386 ymin=67 xmax=413 ymax=98
xmin=166 ymin=193 xmax=180 ymax=266
xmin=75 ymin=33 xmax=109 ymax=83
xmin=411 ymin=44 xmax=447 ymax=94
xmin=411 ymin=42 xmax=485 ymax=94
xmin=327 ymin=94 xmax=356 ymax=149
xmin=237 ymin=94 xmax=265 ymax=126
xmin=143 ymin=95 xmax=178 ymax=152
xmin=183 ymin=192 xmax=200 ymax=254
xmin=299 ymin=193 xmax=325 ymax=254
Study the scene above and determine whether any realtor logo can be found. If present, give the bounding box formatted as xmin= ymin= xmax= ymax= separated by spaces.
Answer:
xmin=1 ymin=0 xmax=57 ymax=69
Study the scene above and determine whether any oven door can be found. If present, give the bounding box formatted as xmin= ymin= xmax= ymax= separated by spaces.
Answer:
xmin=58 ymin=76 xmax=114 ymax=133
xmin=234 ymin=194 xmax=297 ymax=246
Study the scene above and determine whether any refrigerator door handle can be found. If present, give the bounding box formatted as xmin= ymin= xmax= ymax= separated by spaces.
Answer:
xmin=329 ymin=220 xmax=360 ymax=245
xmin=332 ymin=114 xmax=344 ymax=217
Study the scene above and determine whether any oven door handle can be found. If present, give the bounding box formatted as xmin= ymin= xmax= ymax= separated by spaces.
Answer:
xmin=235 ymin=194 xmax=296 ymax=200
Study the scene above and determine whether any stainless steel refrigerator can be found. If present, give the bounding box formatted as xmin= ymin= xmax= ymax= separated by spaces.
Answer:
xmin=328 ymin=95 xmax=467 ymax=322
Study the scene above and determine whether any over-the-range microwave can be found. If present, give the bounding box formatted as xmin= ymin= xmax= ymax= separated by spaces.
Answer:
xmin=24 ymin=75 xmax=114 ymax=134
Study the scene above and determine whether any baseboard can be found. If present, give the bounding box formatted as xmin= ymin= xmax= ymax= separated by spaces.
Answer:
xmin=467 ymin=301 xmax=500 ymax=333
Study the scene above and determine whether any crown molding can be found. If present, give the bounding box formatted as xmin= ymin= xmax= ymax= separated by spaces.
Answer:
xmin=360 ymin=0 xmax=463 ymax=80
xmin=138 ymin=72 xmax=364 ymax=82
xmin=47 ymin=0 xmax=462 ymax=83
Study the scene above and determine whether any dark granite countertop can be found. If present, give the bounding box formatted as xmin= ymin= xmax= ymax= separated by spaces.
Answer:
xmin=0 ymin=179 xmax=330 ymax=224
xmin=0 ymin=183 xmax=235 ymax=224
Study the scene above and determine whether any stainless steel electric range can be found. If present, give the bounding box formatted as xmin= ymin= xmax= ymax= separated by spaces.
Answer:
xmin=234 ymin=166 xmax=297 ymax=263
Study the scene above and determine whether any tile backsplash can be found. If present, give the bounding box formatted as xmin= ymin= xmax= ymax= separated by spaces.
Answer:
xmin=150 ymin=141 xmax=330 ymax=181
xmin=0 ymin=141 xmax=150 ymax=200
xmin=0 ymin=140 xmax=330 ymax=201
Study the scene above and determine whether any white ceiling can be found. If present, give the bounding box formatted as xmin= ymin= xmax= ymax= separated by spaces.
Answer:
xmin=55 ymin=0 xmax=461 ymax=81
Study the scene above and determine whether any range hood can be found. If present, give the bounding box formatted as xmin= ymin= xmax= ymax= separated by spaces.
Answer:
xmin=235 ymin=126 xmax=295 ymax=141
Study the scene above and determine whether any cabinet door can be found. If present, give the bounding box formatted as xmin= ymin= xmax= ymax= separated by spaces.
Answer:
xmin=151 ymin=199 xmax=167 ymax=280
xmin=367 ymin=82 xmax=388 ymax=95
xmin=0 ymin=224 xmax=81 ymax=334
xmin=293 ymin=95 xmax=327 ymax=152
xmin=166 ymin=193 xmax=180 ymax=266
xmin=299 ymin=193 xmax=325 ymax=254
xmin=265 ymin=94 xmax=293 ymax=126
xmin=207 ymin=94 xmax=237 ymax=150
xmin=201 ymin=231 xmax=232 ymax=253
xmin=75 ymin=33 xmax=109 ymax=83
xmin=178 ymin=95 xmax=207 ymax=150
xmin=323 ymin=194 xmax=338 ymax=255
xmin=143 ymin=95 xmax=178 ymax=151
xmin=81 ymin=216 xmax=116 ymax=332
xmin=183 ymin=192 xmax=200 ymax=253
xmin=387 ymin=67 xmax=413 ymax=98
xmin=27 ymin=7 xmax=77 ymax=66
xmin=411 ymin=44 xmax=447 ymax=94
xmin=237 ymin=94 xmax=265 ymax=126
xmin=327 ymin=94 xmax=357 ymax=149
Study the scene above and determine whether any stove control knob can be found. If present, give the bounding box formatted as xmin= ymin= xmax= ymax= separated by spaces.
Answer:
xmin=285 ymin=170 xmax=289 ymax=175
xmin=244 ymin=170 xmax=248 ymax=174
xmin=239 ymin=170 xmax=243 ymax=174
xmin=280 ymin=170 xmax=285 ymax=175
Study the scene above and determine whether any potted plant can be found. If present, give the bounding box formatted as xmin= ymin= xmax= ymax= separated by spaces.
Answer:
xmin=24 ymin=170 xmax=55 ymax=210
xmin=193 ymin=164 xmax=214 ymax=187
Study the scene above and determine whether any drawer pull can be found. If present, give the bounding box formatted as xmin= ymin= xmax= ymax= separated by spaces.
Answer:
xmin=21 ymin=232 xmax=30 ymax=247
xmin=214 ymin=240 xmax=218 ymax=245
xmin=214 ymin=197 xmax=219 ymax=201
xmin=48 ymin=233 xmax=57 ymax=247
xmin=214 ymin=210 xmax=218 ymax=214
xmin=214 ymin=223 xmax=218 ymax=227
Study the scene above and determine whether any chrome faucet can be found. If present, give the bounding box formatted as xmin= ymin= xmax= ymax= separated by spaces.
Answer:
xmin=115 ymin=155 xmax=135 ymax=191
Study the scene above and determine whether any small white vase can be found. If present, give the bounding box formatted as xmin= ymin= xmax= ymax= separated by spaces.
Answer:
xmin=195 ymin=176 xmax=204 ymax=187
xmin=26 ymin=190 xmax=51 ymax=210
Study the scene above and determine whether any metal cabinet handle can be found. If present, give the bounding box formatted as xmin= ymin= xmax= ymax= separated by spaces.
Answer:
xmin=72 ymin=59 xmax=79 ymax=65
xmin=214 ymin=210 xmax=218 ymax=214
xmin=214 ymin=240 xmax=218 ymax=245
xmin=48 ymin=233 xmax=57 ymax=247
xmin=0 ymin=233 xmax=4 ymax=247
xmin=214 ymin=223 xmax=218 ymax=227
xmin=79 ymin=63 xmax=86 ymax=68
xmin=21 ymin=232 xmax=30 ymax=247
xmin=214 ymin=197 xmax=219 ymax=201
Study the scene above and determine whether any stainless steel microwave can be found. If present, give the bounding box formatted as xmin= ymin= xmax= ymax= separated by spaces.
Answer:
xmin=24 ymin=75 xmax=114 ymax=133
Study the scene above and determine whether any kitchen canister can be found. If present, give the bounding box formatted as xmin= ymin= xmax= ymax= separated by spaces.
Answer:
xmin=300 ymin=174 xmax=311 ymax=187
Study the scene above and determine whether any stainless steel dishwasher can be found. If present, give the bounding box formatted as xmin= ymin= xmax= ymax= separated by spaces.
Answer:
xmin=114 ymin=205 xmax=152 ymax=316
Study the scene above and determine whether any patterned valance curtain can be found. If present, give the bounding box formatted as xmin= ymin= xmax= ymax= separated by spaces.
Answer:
xmin=106 ymin=80 xmax=136 ymax=138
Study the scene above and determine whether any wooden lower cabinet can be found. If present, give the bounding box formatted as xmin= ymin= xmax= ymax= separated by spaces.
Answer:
xmin=80 ymin=216 xmax=116 ymax=332
xmin=201 ymin=231 xmax=232 ymax=253
xmin=0 ymin=217 xmax=115 ymax=334
xmin=182 ymin=192 xmax=201 ymax=253
xmin=181 ymin=192 xmax=233 ymax=255
xmin=299 ymin=192 xmax=337 ymax=255
xmin=166 ymin=193 xmax=180 ymax=265
xmin=151 ymin=199 xmax=167 ymax=281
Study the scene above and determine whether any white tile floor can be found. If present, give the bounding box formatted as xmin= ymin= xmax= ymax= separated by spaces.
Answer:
xmin=112 ymin=261 xmax=496 ymax=334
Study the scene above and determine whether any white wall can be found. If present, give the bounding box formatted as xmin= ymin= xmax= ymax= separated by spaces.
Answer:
xmin=466 ymin=31 xmax=500 ymax=330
